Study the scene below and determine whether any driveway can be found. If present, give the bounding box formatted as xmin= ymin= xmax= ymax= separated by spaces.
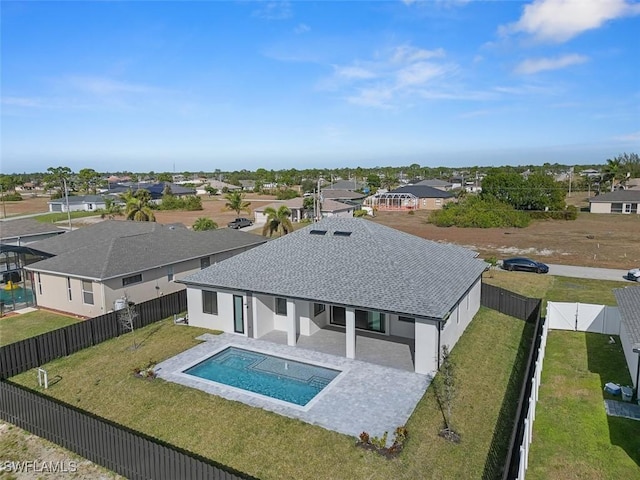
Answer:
xmin=547 ymin=264 xmax=631 ymax=282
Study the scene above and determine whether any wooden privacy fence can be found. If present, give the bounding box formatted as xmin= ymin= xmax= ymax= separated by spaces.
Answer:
xmin=0 ymin=290 xmax=186 ymax=379
xmin=481 ymin=283 xmax=541 ymax=322
xmin=0 ymin=381 xmax=250 ymax=480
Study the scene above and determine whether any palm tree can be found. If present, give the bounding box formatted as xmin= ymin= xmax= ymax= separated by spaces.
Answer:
xmin=123 ymin=189 xmax=156 ymax=222
xmin=603 ymin=158 xmax=623 ymax=191
xmin=224 ymin=190 xmax=251 ymax=216
xmin=192 ymin=217 xmax=218 ymax=231
xmin=262 ymin=205 xmax=294 ymax=237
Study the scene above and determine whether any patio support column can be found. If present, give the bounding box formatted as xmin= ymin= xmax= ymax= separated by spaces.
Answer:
xmin=346 ymin=307 xmax=355 ymax=359
xmin=287 ymin=299 xmax=297 ymax=346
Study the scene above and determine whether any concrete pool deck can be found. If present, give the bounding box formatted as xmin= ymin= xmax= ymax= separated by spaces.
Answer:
xmin=155 ymin=333 xmax=431 ymax=441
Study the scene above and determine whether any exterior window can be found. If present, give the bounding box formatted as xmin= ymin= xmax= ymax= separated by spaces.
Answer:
xmin=275 ymin=297 xmax=287 ymax=316
xmin=611 ymin=203 xmax=623 ymax=213
xmin=82 ymin=281 xmax=94 ymax=305
xmin=624 ymin=203 xmax=631 ymax=214
xmin=37 ymin=273 xmax=42 ymax=294
xmin=436 ymin=199 xmax=442 ymax=205
xmin=200 ymin=257 xmax=211 ymax=269
xmin=122 ymin=274 xmax=142 ymax=287
xmin=67 ymin=277 xmax=72 ymax=301
xmin=398 ymin=316 xmax=414 ymax=323
xmin=202 ymin=290 xmax=218 ymax=315
xmin=167 ymin=266 xmax=174 ymax=281
xmin=355 ymin=309 xmax=386 ymax=333
xmin=314 ymin=303 xmax=325 ymax=316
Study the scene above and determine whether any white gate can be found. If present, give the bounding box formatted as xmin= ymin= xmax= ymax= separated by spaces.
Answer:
xmin=547 ymin=302 xmax=620 ymax=335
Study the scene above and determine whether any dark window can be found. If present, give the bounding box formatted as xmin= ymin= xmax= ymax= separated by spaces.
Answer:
xmin=200 ymin=257 xmax=211 ymax=269
xmin=333 ymin=231 xmax=352 ymax=237
xmin=355 ymin=309 xmax=386 ymax=333
xmin=202 ymin=291 xmax=218 ymax=315
xmin=398 ymin=316 xmax=414 ymax=323
xmin=122 ymin=274 xmax=142 ymax=287
xmin=167 ymin=266 xmax=174 ymax=281
xmin=310 ymin=230 xmax=327 ymax=235
xmin=611 ymin=202 xmax=623 ymax=213
xmin=314 ymin=303 xmax=325 ymax=316
xmin=82 ymin=280 xmax=94 ymax=305
xmin=67 ymin=277 xmax=72 ymax=301
xmin=275 ymin=297 xmax=287 ymax=316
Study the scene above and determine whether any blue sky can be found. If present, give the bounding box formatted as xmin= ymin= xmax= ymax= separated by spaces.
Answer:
xmin=2 ymin=0 xmax=639 ymax=173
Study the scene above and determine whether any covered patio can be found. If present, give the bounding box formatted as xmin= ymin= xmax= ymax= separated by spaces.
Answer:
xmin=259 ymin=325 xmax=415 ymax=372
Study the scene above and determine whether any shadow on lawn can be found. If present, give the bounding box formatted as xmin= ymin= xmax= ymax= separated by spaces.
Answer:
xmin=481 ymin=319 xmax=536 ymax=480
xmin=585 ymin=332 xmax=640 ymax=467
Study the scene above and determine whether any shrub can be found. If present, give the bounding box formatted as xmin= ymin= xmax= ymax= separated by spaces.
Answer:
xmin=353 ymin=209 xmax=368 ymax=218
xmin=276 ymin=189 xmax=299 ymax=200
xmin=428 ymin=196 xmax=530 ymax=228
xmin=0 ymin=193 xmax=22 ymax=201
xmin=158 ymin=195 xmax=203 ymax=211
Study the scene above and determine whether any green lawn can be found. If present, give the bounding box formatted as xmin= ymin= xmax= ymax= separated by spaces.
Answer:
xmin=526 ymin=331 xmax=639 ymax=479
xmin=33 ymin=210 xmax=101 ymax=223
xmin=545 ymin=276 xmax=626 ymax=306
xmin=0 ymin=310 xmax=82 ymax=346
xmin=10 ymin=309 xmax=530 ymax=480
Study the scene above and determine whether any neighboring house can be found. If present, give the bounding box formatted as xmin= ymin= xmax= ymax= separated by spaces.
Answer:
xmin=25 ymin=220 xmax=266 ymax=317
xmin=588 ymin=190 xmax=640 ymax=214
xmin=195 ymin=180 xmax=240 ymax=195
xmin=107 ymin=182 xmax=196 ymax=200
xmin=580 ymin=168 xmax=601 ymax=178
xmin=48 ymin=195 xmax=107 ymax=213
xmin=239 ymin=180 xmax=256 ymax=191
xmin=320 ymin=189 xmax=367 ymax=202
xmin=623 ymin=178 xmax=640 ymax=190
xmin=253 ymin=198 xmax=354 ymax=224
xmin=365 ymin=185 xmax=454 ymax=211
xmin=0 ymin=219 xmax=65 ymax=246
xmin=613 ymin=286 xmax=640 ymax=389
xmin=409 ymin=179 xmax=453 ymax=191
xmin=179 ymin=218 xmax=487 ymax=375
xmin=326 ymin=179 xmax=367 ymax=191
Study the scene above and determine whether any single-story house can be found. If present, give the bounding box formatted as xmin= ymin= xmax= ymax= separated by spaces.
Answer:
xmin=25 ymin=220 xmax=266 ymax=317
xmin=0 ymin=219 xmax=65 ymax=246
xmin=106 ymin=182 xmax=196 ymax=200
xmin=48 ymin=195 xmax=107 ymax=213
xmin=320 ymin=189 xmax=367 ymax=202
xmin=195 ymin=180 xmax=241 ymax=195
xmin=179 ymin=217 xmax=487 ymax=375
xmin=326 ymin=180 xmax=367 ymax=191
xmin=588 ymin=190 xmax=640 ymax=214
xmin=613 ymin=286 xmax=640 ymax=389
xmin=365 ymin=185 xmax=455 ymax=211
xmin=409 ymin=179 xmax=453 ymax=191
xmin=239 ymin=180 xmax=256 ymax=191
xmin=253 ymin=198 xmax=354 ymax=223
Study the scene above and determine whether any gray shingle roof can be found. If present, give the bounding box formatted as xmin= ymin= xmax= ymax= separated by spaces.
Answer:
xmin=321 ymin=189 xmax=366 ymax=200
xmin=26 ymin=222 xmax=266 ymax=280
xmin=589 ymin=190 xmax=640 ymax=203
xmin=390 ymin=185 xmax=454 ymax=198
xmin=254 ymin=198 xmax=353 ymax=213
xmin=412 ymin=179 xmax=453 ymax=187
xmin=48 ymin=195 xmax=105 ymax=205
xmin=0 ymin=219 xmax=65 ymax=241
xmin=181 ymin=217 xmax=487 ymax=320
xmin=614 ymin=286 xmax=640 ymax=346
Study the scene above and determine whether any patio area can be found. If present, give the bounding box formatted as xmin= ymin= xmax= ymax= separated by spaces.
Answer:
xmin=155 ymin=332 xmax=430 ymax=441
xmin=259 ymin=325 xmax=415 ymax=372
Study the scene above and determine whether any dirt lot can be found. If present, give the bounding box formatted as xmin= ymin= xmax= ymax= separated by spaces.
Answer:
xmin=4 ymin=195 xmax=638 ymax=269
xmin=0 ymin=195 xmax=50 ymax=218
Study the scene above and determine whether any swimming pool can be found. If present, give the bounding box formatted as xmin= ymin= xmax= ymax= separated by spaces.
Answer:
xmin=184 ymin=347 xmax=340 ymax=406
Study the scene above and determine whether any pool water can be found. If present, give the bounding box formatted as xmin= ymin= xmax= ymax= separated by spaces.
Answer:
xmin=184 ymin=347 xmax=340 ymax=406
xmin=0 ymin=286 xmax=34 ymax=305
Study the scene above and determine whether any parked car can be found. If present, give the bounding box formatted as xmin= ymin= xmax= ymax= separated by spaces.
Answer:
xmin=626 ymin=268 xmax=640 ymax=282
xmin=227 ymin=217 xmax=253 ymax=229
xmin=501 ymin=257 xmax=549 ymax=274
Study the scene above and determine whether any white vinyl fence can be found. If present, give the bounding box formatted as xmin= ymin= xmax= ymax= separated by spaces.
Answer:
xmin=546 ymin=301 xmax=620 ymax=334
xmin=515 ymin=317 xmax=549 ymax=480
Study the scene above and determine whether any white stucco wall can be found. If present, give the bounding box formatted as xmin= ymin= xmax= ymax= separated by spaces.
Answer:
xmin=414 ymin=320 xmax=439 ymax=375
xmin=439 ymin=278 xmax=481 ymax=352
xmin=389 ymin=315 xmax=416 ymax=339
xmin=33 ymin=273 xmax=102 ymax=317
xmin=187 ymin=288 xmax=242 ymax=333
xmin=253 ymin=294 xmax=274 ymax=338
xmin=589 ymin=203 xmax=612 ymax=214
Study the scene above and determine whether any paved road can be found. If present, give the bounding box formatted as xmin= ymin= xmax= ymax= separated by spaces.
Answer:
xmin=547 ymin=264 xmax=632 ymax=282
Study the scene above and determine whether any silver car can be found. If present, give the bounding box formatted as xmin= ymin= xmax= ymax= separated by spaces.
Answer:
xmin=626 ymin=268 xmax=640 ymax=282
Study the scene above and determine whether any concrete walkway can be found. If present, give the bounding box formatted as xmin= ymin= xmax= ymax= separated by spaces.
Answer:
xmin=155 ymin=333 xmax=430 ymax=442
xmin=604 ymin=399 xmax=640 ymax=421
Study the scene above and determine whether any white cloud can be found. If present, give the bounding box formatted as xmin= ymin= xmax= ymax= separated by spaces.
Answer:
xmin=65 ymin=76 xmax=159 ymax=96
xmin=396 ymin=61 xmax=448 ymax=86
xmin=500 ymin=0 xmax=640 ymax=43
xmin=613 ymin=131 xmax=640 ymax=142
xmin=1 ymin=96 xmax=43 ymax=108
xmin=252 ymin=1 xmax=292 ymax=20
xmin=392 ymin=45 xmax=445 ymax=63
xmin=334 ymin=65 xmax=377 ymax=80
xmin=294 ymin=23 xmax=310 ymax=34
xmin=347 ymin=86 xmax=395 ymax=108
xmin=514 ymin=53 xmax=589 ymax=74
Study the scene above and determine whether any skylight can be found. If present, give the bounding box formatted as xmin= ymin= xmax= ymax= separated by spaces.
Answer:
xmin=309 ymin=230 xmax=327 ymax=235
xmin=333 ymin=231 xmax=352 ymax=237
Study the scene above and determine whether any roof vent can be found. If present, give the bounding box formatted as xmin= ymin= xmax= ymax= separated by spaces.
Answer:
xmin=310 ymin=229 xmax=327 ymax=235
xmin=333 ymin=231 xmax=352 ymax=237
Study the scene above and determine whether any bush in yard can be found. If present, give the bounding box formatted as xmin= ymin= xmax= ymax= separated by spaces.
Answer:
xmin=275 ymin=189 xmax=299 ymax=200
xmin=429 ymin=196 xmax=530 ymax=228
xmin=0 ymin=192 xmax=23 ymax=201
